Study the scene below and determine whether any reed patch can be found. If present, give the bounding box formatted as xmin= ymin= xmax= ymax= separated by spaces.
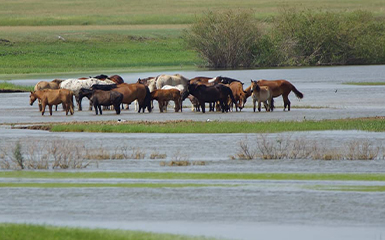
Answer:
xmin=231 ymin=134 xmax=384 ymax=160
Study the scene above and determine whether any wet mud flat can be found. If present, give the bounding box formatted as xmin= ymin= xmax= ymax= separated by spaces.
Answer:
xmin=1 ymin=66 xmax=385 ymax=240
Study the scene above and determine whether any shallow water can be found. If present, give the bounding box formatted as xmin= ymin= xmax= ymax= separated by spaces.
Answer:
xmin=1 ymin=65 xmax=385 ymax=240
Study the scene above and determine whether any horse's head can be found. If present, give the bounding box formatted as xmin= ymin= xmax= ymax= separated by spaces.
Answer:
xmin=29 ymin=91 xmax=37 ymax=106
xmin=250 ymin=80 xmax=260 ymax=93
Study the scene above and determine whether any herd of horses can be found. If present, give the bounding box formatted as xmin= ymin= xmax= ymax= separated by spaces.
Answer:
xmin=29 ymin=73 xmax=304 ymax=116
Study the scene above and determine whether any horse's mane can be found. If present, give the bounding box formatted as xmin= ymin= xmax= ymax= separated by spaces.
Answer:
xmin=219 ymin=76 xmax=243 ymax=84
xmin=93 ymin=74 xmax=109 ymax=80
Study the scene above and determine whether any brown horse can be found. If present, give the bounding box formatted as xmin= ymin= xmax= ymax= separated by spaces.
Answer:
xmin=114 ymin=83 xmax=152 ymax=113
xmin=34 ymin=79 xmax=63 ymax=111
xmin=29 ymin=89 xmax=74 ymax=116
xmin=255 ymin=79 xmax=304 ymax=111
xmin=227 ymin=81 xmax=249 ymax=112
xmin=151 ymin=89 xmax=182 ymax=113
xmin=251 ymin=80 xmax=274 ymax=112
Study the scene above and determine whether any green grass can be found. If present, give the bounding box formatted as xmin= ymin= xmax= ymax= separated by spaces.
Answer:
xmin=48 ymin=118 xmax=385 ymax=133
xmin=0 ymin=182 xmax=227 ymax=188
xmin=308 ymin=185 xmax=385 ymax=192
xmin=0 ymin=37 xmax=200 ymax=76
xmin=1 ymin=171 xmax=384 ymax=182
xmin=0 ymin=223 xmax=218 ymax=240
xmin=1 ymin=0 xmax=383 ymax=26
xmin=343 ymin=82 xmax=385 ymax=85
xmin=0 ymin=81 xmax=33 ymax=91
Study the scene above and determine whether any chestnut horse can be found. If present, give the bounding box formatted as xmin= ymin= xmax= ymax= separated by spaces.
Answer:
xmin=227 ymin=81 xmax=249 ymax=112
xmin=151 ymin=88 xmax=182 ymax=113
xmin=34 ymin=79 xmax=63 ymax=111
xmin=188 ymin=83 xmax=236 ymax=113
xmin=255 ymin=79 xmax=303 ymax=111
xmin=251 ymin=80 xmax=274 ymax=112
xmin=29 ymin=89 xmax=74 ymax=116
xmin=114 ymin=83 xmax=152 ymax=113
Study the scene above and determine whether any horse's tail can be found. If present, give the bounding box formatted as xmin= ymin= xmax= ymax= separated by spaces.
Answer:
xmin=69 ymin=90 xmax=75 ymax=114
xmin=144 ymin=86 xmax=152 ymax=113
xmin=291 ymin=84 xmax=304 ymax=99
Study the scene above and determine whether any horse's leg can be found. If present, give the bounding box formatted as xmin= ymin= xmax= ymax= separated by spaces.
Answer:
xmin=159 ymin=101 xmax=163 ymax=113
xmin=263 ymin=101 xmax=269 ymax=111
xmin=77 ymin=97 xmax=82 ymax=111
xmin=70 ymin=101 xmax=74 ymax=115
xmin=63 ymin=103 xmax=68 ymax=115
xmin=41 ymin=102 xmax=46 ymax=115
xmin=258 ymin=101 xmax=261 ymax=112
xmin=282 ymin=94 xmax=290 ymax=111
xmin=253 ymin=98 xmax=256 ymax=112
xmin=114 ymin=104 xmax=121 ymax=114
xmin=200 ymin=101 xmax=205 ymax=113
xmin=94 ymin=103 xmax=98 ymax=115
xmin=99 ymin=105 xmax=103 ymax=115
xmin=38 ymin=100 xmax=42 ymax=112
xmin=220 ymin=101 xmax=225 ymax=113
xmin=49 ymin=105 xmax=53 ymax=115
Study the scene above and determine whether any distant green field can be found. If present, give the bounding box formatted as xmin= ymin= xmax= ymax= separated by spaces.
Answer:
xmin=1 ymin=0 xmax=384 ymax=26
xmin=0 ymin=223 xmax=218 ymax=240
xmin=1 ymin=0 xmax=384 ymax=77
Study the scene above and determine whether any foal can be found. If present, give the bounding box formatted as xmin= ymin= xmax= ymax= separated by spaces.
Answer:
xmin=251 ymin=80 xmax=274 ymax=112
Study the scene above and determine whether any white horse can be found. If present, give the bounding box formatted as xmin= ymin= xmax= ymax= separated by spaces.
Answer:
xmin=251 ymin=80 xmax=274 ymax=112
xmin=155 ymin=74 xmax=189 ymax=91
xmin=60 ymin=78 xmax=115 ymax=111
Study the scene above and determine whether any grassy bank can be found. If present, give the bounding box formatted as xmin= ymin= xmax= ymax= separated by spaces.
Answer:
xmin=343 ymin=82 xmax=385 ymax=85
xmin=1 ymin=171 xmax=385 ymax=182
xmin=0 ymin=81 xmax=33 ymax=92
xmin=47 ymin=118 xmax=385 ymax=133
xmin=0 ymin=223 xmax=217 ymax=240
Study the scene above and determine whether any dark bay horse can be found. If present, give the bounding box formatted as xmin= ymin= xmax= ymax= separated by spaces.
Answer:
xmin=114 ymin=83 xmax=152 ymax=113
xmin=255 ymin=79 xmax=304 ymax=111
xmin=188 ymin=83 xmax=236 ymax=113
xmin=86 ymin=89 xmax=123 ymax=115
xmin=29 ymin=89 xmax=74 ymax=116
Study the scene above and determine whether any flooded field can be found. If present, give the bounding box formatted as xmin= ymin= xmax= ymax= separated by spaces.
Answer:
xmin=1 ymin=65 xmax=385 ymax=240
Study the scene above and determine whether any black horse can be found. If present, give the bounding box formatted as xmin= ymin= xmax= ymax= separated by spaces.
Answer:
xmin=78 ymin=88 xmax=123 ymax=115
xmin=188 ymin=83 xmax=236 ymax=113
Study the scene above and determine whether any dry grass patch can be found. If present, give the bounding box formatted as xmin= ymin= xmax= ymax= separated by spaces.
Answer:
xmin=231 ymin=134 xmax=383 ymax=161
